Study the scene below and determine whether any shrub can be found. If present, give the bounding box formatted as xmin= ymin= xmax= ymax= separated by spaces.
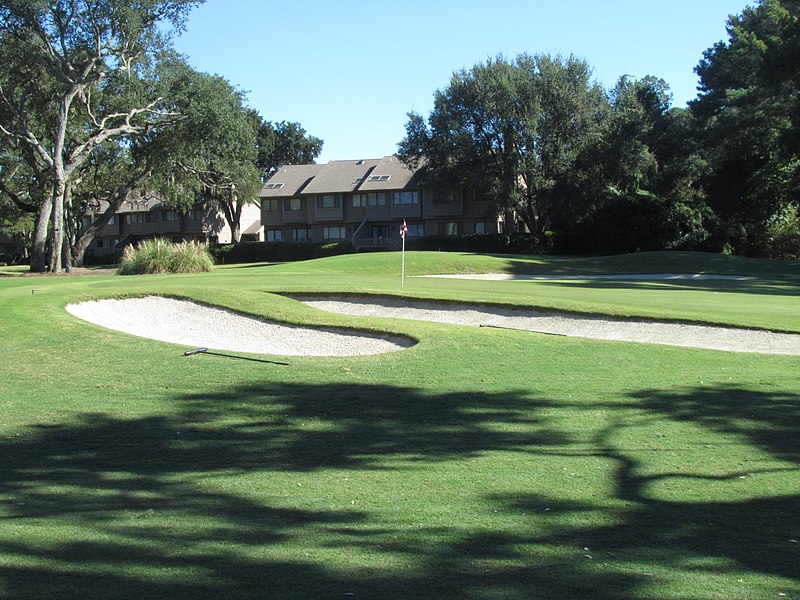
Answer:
xmin=754 ymin=210 xmax=800 ymax=260
xmin=406 ymin=233 xmax=550 ymax=255
xmin=118 ymin=239 xmax=214 ymax=275
xmin=210 ymin=241 xmax=354 ymax=264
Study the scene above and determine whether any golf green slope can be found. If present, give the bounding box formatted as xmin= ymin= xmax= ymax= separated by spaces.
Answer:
xmin=0 ymin=251 xmax=797 ymax=599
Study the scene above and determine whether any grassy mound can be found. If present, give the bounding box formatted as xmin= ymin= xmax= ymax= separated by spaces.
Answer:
xmin=118 ymin=239 xmax=214 ymax=275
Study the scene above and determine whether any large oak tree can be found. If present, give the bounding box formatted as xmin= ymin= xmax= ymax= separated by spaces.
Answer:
xmin=692 ymin=0 xmax=800 ymax=256
xmin=398 ymin=53 xmax=609 ymax=246
xmin=0 ymin=0 xmax=201 ymax=272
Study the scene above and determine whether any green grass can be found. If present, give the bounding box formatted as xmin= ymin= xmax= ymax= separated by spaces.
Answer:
xmin=0 ymin=251 xmax=798 ymax=599
xmin=0 ymin=265 xmax=28 ymax=277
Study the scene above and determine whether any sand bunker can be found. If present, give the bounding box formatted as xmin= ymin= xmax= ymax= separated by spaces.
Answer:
xmin=66 ymin=296 xmax=413 ymax=356
xmin=417 ymin=273 xmax=755 ymax=281
xmin=298 ymin=296 xmax=800 ymax=355
xmin=66 ymin=294 xmax=800 ymax=357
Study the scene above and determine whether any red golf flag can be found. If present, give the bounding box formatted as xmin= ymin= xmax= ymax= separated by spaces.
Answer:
xmin=400 ymin=220 xmax=408 ymax=238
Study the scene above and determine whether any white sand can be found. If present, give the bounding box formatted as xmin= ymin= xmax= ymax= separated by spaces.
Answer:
xmin=417 ymin=273 xmax=755 ymax=281
xmin=298 ymin=296 xmax=800 ymax=355
xmin=66 ymin=294 xmax=800 ymax=357
xmin=66 ymin=296 xmax=413 ymax=356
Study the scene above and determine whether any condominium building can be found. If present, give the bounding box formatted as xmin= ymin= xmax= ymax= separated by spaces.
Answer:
xmin=82 ymin=195 xmax=262 ymax=261
xmin=260 ymin=156 xmax=502 ymax=248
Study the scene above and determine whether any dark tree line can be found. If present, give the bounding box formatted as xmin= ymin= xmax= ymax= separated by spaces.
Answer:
xmin=399 ymin=0 xmax=800 ymax=258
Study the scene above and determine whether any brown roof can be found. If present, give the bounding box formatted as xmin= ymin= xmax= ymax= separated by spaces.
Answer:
xmin=301 ymin=159 xmax=381 ymax=194
xmin=260 ymin=164 xmax=324 ymax=197
xmin=356 ymin=156 xmax=419 ymax=191
xmin=261 ymin=156 xmax=419 ymax=197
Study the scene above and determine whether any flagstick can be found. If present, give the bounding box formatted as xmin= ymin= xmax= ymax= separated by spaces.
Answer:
xmin=401 ymin=232 xmax=406 ymax=288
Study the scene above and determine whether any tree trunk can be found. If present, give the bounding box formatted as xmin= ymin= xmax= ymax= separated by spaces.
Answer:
xmin=216 ymin=195 xmax=243 ymax=243
xmin=48 ymin=182 xmax=65 ymax=273
xmin=62 ymin=182 xmax=76 ymax=271
xmin=31 ymin=194 xmax=53 ymax=272
xmin=231 ymin=200 xmax=243 ymax=243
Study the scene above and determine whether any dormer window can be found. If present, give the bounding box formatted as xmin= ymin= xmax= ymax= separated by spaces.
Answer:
xmin=369 ymin=175 xmax=391 ymax=182
xmin=265 ymin=183 xmax=285 ymax=189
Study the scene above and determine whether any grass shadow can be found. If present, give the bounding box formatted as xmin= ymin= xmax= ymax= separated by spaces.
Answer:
xmin=0 ymin=382 xmax=797 ymax=598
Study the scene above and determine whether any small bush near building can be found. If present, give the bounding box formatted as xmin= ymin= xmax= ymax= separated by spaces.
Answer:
xmin=118 ymin=239 xmax=214 ymax=275
xmin=407 ymin=234 xmax=551 ymax=255
xmin=211 ymin=241 xmax=354 ymax=264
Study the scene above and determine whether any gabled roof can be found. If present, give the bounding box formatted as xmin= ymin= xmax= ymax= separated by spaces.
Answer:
xmin=260 ymin=156 xmax=420 ymax=197
xmin=357 ymin=156 xmax=420 ymax=191
xmin=301 ymin=159 xmax=381 ymax=195
xmin=88 ymin=193 xmax=171 ymax=214
xmin=261 ymin=164 xmax=324 ymax=197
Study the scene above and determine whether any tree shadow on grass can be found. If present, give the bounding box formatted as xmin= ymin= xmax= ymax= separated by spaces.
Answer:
xmin=0 ymin=382 xmax=797 ymax=598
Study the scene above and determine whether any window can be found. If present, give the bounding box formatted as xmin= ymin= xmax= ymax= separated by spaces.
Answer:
xmin=352 ymin=194 xmax=367 ymax=207
xmin=438 ymin=222 xmax=459 ymax=235
xmin=108 ymin=215 xmax=117 ymax=225
xmin=188 ymin=210 xmax=201 ymax=221
xmin=285 ymin=198 xmax=305 ymax=211
xmin=475 ymin=222 xmax=495 ymax=234
xmin=367 ymin=192 xmax=386 ymax=206
xmin=265 ymin=183 xmax=285 ymax=189
xmin=82 ymin=216 xmax=93 ymax=229
xmin=406 ymin=223 xmax=424 ymax=237
xmin=393 ymin=191 xmax=419 ymax=205
xmin=125 ymin=213 xmax=145 ymax=224
xmin=164 ymin=210 xmax=178 ymax=222
xmin=266 ymin=229 xmax=283 ymax=242
xmin=292 ymin=228 xmax=311 ymax=241
xmin=263 ymin=198 xmax=280 ymax=212
xmin=317 ymin=195 xmax=338 ymax=209
xmin=369 ymin=175 xmax=391 ymax=182
xmin=323 ymin=226 xmax=346 ymax=240
xmin=145 ymin=212 xmax=159 ymax=223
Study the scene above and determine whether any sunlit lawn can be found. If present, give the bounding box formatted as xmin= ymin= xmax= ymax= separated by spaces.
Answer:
xmin=0 ymin=251 xmax=798 ymax=599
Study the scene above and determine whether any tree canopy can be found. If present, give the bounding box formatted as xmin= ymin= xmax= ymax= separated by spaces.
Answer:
xmin=692 ymin=0 xmax=800 ymax=256
xmin=255 ymin=120 xmax=323 ymax=180
xmin=0 ymin=0 xmax=323 ymax=267
xmin=398 ymin=1 xmax=799 ymax=259
xmin=0 ymin=0 xmax=202 ymax=271
xmin=399 ymin=54 xmax=609 ymax=246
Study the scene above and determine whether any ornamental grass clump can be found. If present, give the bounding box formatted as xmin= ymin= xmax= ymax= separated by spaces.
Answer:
xmin=118 ymin=239 xmax=214 ymax=275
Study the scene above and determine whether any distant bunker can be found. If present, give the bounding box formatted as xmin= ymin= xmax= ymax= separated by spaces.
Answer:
xmin=295 ymin=295 xmax=800 ymax=356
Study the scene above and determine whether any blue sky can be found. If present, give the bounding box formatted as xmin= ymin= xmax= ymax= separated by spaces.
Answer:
xmin=171 ymin=0 xmax=752 ymax=163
